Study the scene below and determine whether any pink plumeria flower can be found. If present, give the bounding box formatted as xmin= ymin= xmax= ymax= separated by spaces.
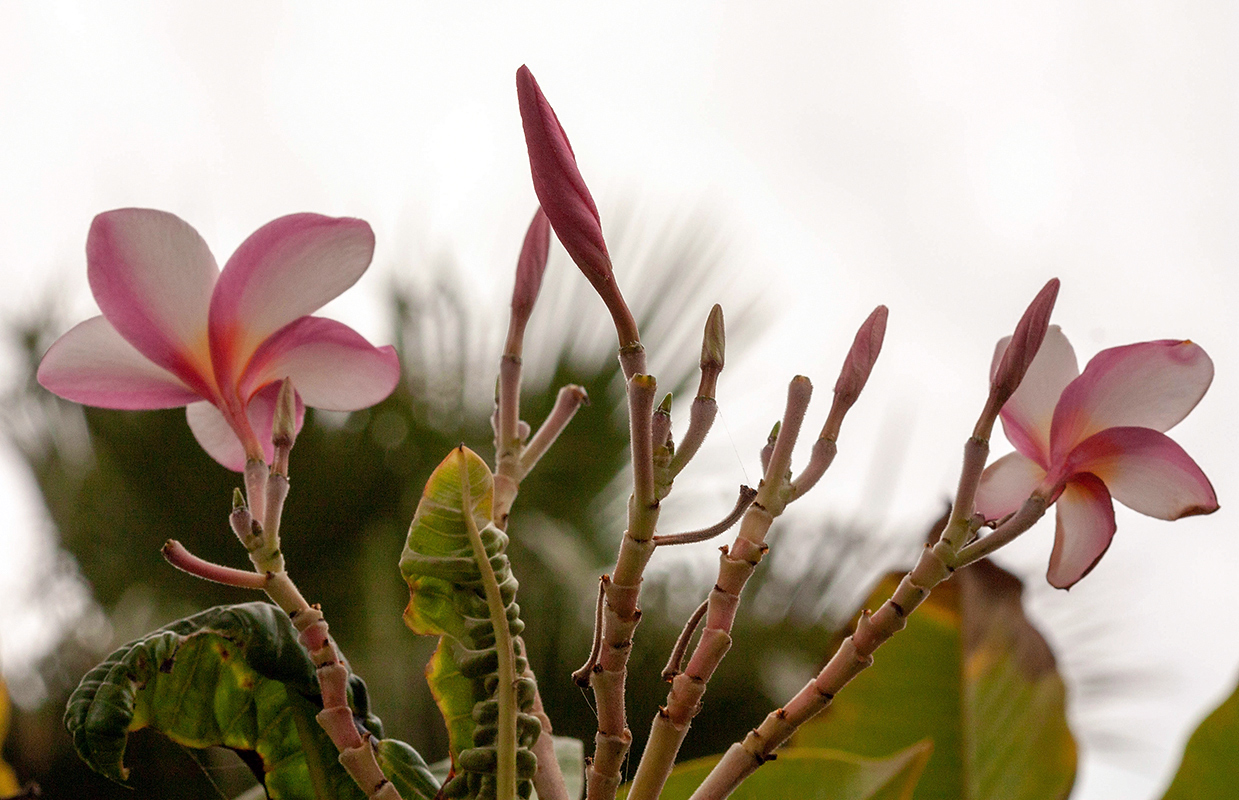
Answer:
xmin=37 ymin=209 xmax=400 ymax=471
xmin=974 ymin=326 xmax=1218 ymax=588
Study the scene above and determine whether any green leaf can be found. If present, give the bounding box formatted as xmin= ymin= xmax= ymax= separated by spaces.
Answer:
xmin=427 ymin=637 xmax=482 ymax=761
xmin=401 ymin=446 xmax=539 ymax=799
xmin=635 ymin=742 xmax=931 ymax=800
xmin=65 ymin=602 xmax=438 ymax=799
xmin=793 ymin=560 xmax=1076 ymax=800
xmin=1160 ymin=672 xmax=1239 ymax=799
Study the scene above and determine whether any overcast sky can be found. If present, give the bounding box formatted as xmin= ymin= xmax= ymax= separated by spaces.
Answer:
xmin=1 ymin=4 xmax=1236 ymax=799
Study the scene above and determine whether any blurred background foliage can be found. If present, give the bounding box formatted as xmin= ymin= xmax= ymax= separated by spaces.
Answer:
xmin=0 ymin=215 xmax=890 ymax=798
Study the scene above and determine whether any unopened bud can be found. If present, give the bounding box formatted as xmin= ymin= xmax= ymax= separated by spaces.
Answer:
xmin=652 ymin=393 xmax=674 ymax=453
xmin=510 ymin=208 xmax=551 ymax=328
xmin=701 ymin=304 xmax=725 ymax=372
xmin=990 ymin=278 xmax=1059 ymax=409
xmin=272 ymin=378 xmax=298 ymax=449
xmin=760 ymin=421 xmax=780 ymax=473
xmin=516 ymin=65 xmax=639 ymax=348
xmin=824 ymin=306 xmax=888 ymax=441
xmin=516 ymin=66 xmax=611 ymax=284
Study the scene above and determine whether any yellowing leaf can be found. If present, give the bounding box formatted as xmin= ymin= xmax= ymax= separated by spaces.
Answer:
xmin=634 ymin=742 xmax=932 ymax=800
xmin=794 ymin=560 xmax=1076 ymax=800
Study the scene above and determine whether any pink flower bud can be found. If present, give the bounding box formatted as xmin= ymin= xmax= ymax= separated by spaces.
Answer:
xmin=516 ymin=66 xmax=611 ymax=284
xmin=833 ymin=305 xmax=888 ymax=403
xmin=516 ymin=66 xmax=640 ymax=350
xmin=991 ymin=278 xmax=1060 ymax=408
xmin=511 ymin=208 xmax=551 ymax=327
xmin=823 ymin=306 xmax=888 ymax=440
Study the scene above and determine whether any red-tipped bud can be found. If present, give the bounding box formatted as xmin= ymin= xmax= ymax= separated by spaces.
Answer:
xmin=516 ymin=66 xmax=611 ymax=285
xmin=511 ymin=208 xmax=551 ymax=323
xmin=991 ymin=278 xmax=1060 ymax=407
xmin=823 ymin=306 xmax=888 ymax=440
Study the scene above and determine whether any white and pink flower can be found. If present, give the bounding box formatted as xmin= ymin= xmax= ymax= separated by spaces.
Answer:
xmin=975 ymin=326 xmax=1218 ymax=588
xmin=37 ymin=208 xmax=400 ymax=471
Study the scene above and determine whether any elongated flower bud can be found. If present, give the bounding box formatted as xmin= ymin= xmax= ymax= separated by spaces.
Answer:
xmin=990 ymin=278 xmax=1060 ymax=407
xmin=701 ymin=304 xmax=725 ymax=373
xmin=512 ymin=209 xmax=550 ymax=319
xmin=823 ymin=306 xmax=888 ymax=441
xmin=977 ymin=278 xmax=1060 ymax=440
xmin=506 ymin=208 xmax=551 ymax=356
xmin=516 ymin=65 xmax=640 ymax=348
xmin=516 ymin=66 xmax=610 ymax=282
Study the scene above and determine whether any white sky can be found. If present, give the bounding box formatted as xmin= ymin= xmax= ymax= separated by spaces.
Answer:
xmin=1 ymin=3 xmax=1237 ymax=799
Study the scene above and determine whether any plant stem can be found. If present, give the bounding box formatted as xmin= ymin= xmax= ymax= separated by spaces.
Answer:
xmin=686 ymin=540 xmax=955 ymax=800
xmin=951 ymin=495 xmax=1047 ymax=568
xmin=221 ymin=465 xmax=401 ymax=799
xmin=161 ymin=540 xmax=269 ymax=589
xmin=651 ymin=487 xmax=756 ymax=547
xmin=585 ymin=374 xmax=659 ymax=800
xmin=493 ymin=354 xmax=524 ymax=530
xmin=626 ymin=378 xmax=812 ymax=800
xmin=519 ymin=384 xmax=590 ymax=477
xmin=457 ymin=449 xmax=519 ymax=800
xmin=688 ymin=394 xmax=1048 ymax=799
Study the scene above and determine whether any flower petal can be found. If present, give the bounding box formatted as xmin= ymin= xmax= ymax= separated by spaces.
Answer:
xmin=1051 ymin=340 xmax=1213 ymax=460
xmin=993 ymin=325 xmax=1078 ymax=467
xmin=974 ymin=451 xmax=1047 ymax=523
xmin=208 ymin=214 xmax=375 ymax=391
xmin=37 ymin=316 xmax=201 ymax=409
xmin=1061 ymin=426 xmax=1218 ymax=520
xmin=186 ymin=401 xmax=247 ymax=471
xmin=1047 ymin=473 xmax=1116 ymax=589
xmin=86 ymin=209 xmax=219 ymax=396
xmin=186 ymin=383 xmax=305 ymax=471
xmin=238 ymin=316 xmax=400 ymax=411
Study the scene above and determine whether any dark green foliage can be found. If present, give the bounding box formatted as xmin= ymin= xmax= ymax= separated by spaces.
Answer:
xmin=66 ymin=602 xmax=438 ymax=799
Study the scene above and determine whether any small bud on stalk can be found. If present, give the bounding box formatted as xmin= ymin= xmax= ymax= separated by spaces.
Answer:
xmin=979 ymin=278 xmax=1060 ymax=439
xmin=506 ymin=208 xmax=551 ymax=358
xmin=271 ymin=378 xmax=298 ymax=477
xmin=652 ymin=392 xmax=674 ymax=453
xmin=823 ymin=306 xmax=888 ymax=442
xmin=760 ymin=421 xmax=780 ymax=474
xmin=699 ymin=304 xmax=726 ymax=395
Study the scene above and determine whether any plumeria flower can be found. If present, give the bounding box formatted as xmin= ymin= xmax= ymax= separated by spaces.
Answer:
xmin=38 ymin=209 xmax=400 ymax=471
xmin=974 ymin=326 xmax=1218 ymax=588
